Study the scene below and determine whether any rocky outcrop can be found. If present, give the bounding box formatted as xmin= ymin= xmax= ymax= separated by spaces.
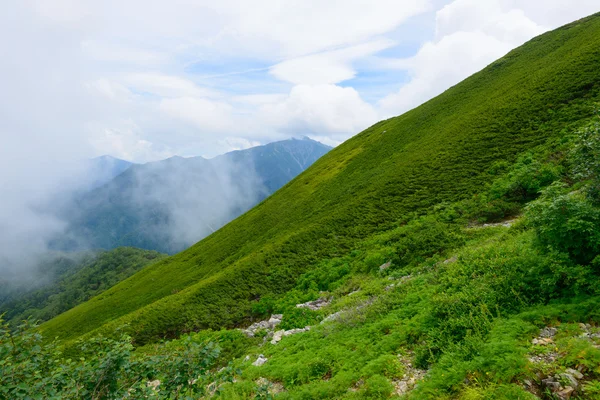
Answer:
xmin=241 ymin=314 xmax=283 ymax=337
xmin=255 ymin=377 xmax=285 ymax=395
xmin=252 ymin=354 xmax=268 ymax=367
xmin=270 ymin=326 xmax=311 ymax=344
xmin=525 ymin=324 xmax=598 ymax=399
xmin=379 ymin=261 xmax=392 ymax=271
xmin=296 ymin=298 xmax=330 ymax=310
xmin=393 ymin=353 xmax=428 ymax=396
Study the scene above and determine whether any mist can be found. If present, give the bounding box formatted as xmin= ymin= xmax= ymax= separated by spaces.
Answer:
xmin=51 ymin=153 xmax=268 ymax=255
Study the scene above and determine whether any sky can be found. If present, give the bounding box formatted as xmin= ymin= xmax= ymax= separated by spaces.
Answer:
xmin=0 ymin=0 xmax=597 ymax=164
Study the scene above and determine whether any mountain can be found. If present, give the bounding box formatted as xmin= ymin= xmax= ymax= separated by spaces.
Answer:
xmin=41 ymin=12 xmax=600 ymax=346
xmin=83 ymin=155 xmax=134 ymax=189
xmin=218 ymin=137 xmax=333 ymax=193
xmin=0 ymin=247 xmax=165 ymax=325
xmin=53 ymin=137 xmax=331 ymax=254
xmin=23 ymin=13 xmax=600 ymax=398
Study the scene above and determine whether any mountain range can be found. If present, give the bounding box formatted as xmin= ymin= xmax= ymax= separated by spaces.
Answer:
xmin=53 ymin=137 xmax=331 ymax=254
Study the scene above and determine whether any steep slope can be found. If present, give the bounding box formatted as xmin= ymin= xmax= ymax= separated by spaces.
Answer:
xmin=0 ymin=247 xmax=165 ymax=325
xmin=40 ymin=13 xmax=600 ymax=345
xmin=54 ymin=138 xmax=331 ymax=254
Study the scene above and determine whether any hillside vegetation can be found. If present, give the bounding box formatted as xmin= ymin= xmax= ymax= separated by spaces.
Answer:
xmin=0 ymin=247 xmax=165 ymax=325
xmin=39 ymin=13 xmax=600 ymax=350
xmin=3 ymin=12 xmax=600 ymax=400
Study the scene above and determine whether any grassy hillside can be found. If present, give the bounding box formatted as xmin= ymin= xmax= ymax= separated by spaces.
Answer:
xmin=0 ymin=247 xmax=165 ymax=325
xmin=40 ymin=12 xmax=600 ymax=349
xmin=8 ymin=115 xmax=600 ymax=399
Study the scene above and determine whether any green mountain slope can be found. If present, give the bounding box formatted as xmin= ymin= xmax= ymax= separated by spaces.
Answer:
xmin=40 ymin=13 xmax=600 ymax=346
xmin=0 ymin=247 xmax=165 ymax=325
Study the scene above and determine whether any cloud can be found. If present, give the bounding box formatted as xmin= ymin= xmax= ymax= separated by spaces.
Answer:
xmin=259 ymin=84 xmax=378 ymax=142
xmin=270 ymin=39 xmax=394 ymax=85
xmin=378 ymin=0 xmax=546 ymax=116
xmin=159 ymin=97 xmax=234 ymax=133
xmin=124 ymin=73 xmax=219 ymax=99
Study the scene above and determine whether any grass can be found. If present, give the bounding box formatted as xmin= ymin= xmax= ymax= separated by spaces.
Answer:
xmin=39 ymin=12 xmax=600 ymax=356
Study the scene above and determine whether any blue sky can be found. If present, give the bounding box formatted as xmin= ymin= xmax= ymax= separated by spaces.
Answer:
xmin=1 ymin=0 xmax=599 ymax=163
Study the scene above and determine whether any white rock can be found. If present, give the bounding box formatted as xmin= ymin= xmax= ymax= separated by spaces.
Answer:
xmin=271 ymin=330 xmax=284 ymax=344
xmin=147 ymin=380 xmax=161 ymax=390
xmin=296 ymin=298 xmax=330 ymax=311
xmin=253 ymin=354 xmax=268 ymax=367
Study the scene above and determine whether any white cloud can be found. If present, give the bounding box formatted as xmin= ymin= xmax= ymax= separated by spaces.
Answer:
xmin=159 ymin=97 xmax=234 ymax=133
xmin=260 ymin=84 xmax=378 ymax=140
xmin=86 ymin=79 xmax=134 ymax=102
xmin=379 ymin=0 xmax=546 ymax=116
xmin=81 ymin=40 xmax=167 ymax=65
xmin=210 ymin=0 xmax=432 ymax=58
xmin=270 ymin=39 xmax=394 ymax=85
xmin=219 ymin=137 xmax=262 ymax=153
xmin=124 ymin=73 xmax=219 ymax=99
xmin=89 ymin=123 xmax=175 ymax=163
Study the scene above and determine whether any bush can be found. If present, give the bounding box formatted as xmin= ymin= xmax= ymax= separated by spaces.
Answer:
xmin=526 ymin=182 xmax=600 ymax=264
xmin=570 ymin=119 xmax=600 ymax=202
xmin=0 ymin=319 xmax=228 ymax=399
xmin=489 ymin=153 xmax=561 ymax=203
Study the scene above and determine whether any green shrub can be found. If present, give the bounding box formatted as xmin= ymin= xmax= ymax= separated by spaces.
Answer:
xmin=361 ymin=354 xmax=405 ymax=379
xmin=0 ymin=319 xmax=227 ymax=399
xmin=570 ymin=118 xmax=600 ymax=201
xmin=526 ymin=182 xmax=600 ymax=264
xmin=362 ymin=374 xmax=394 ymax=398
xmin=489 ymin=153 xmax=561 ymax=202
xmin=279 ymin=307 xmax=320 ymax=330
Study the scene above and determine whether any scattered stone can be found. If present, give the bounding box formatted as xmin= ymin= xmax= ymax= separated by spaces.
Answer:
xmin=241 ymin=314 xmax=283 ymax=337
xmin=379 ymin=261 xmax=392 ymax=271
xmin=252 ymin=354 xmax=268 ymax=367
xmin=348 ymin=289 xmax=360 ymax=296
xmin=284 ymin=326 xmax=310 ymax=336
xmin=393 ymin=353 xmax=428 ymax=396
xmin=296 ymin=298 xmax=330 ymax=311
xmin=532 ymin=337 xmax=554 ymax=345
xmin=566 ymin=368 xmax=583 ymax=380
xmin=271 ymin=330 xmax=284 ymax=344
xmin=540 ymin=327 xmax=558 ymax=338
xmin=270 ymin=326 xmax=311 ymax=344
xmin=528 ymin=351 xmax=559 ymax=364
xmin=558 ymin=372 xmax=579 ymax=389
xmin=321 ymin=298 xmax=376 ymax=325
xmin=321 ymin=311 xmax=343 ymax=324
xmin=557 ymin=386 xmax=575 ymax=400
xmin=244 ymin=355 xmax=250 ymax=361
xmin=147 ymin=380 xmax=161 ymax=390
xmin=442 ymin=256 xmax=457 ymax=264
xmin=541 ymin=377 xmax=561 ymax=391
xmin=385 ymin=284 xmax=395 ymax=291
xmin=481 ymin=221 xmax=514 ymax=228
xmin=256 ymin=377 xmax=285 ymax=395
